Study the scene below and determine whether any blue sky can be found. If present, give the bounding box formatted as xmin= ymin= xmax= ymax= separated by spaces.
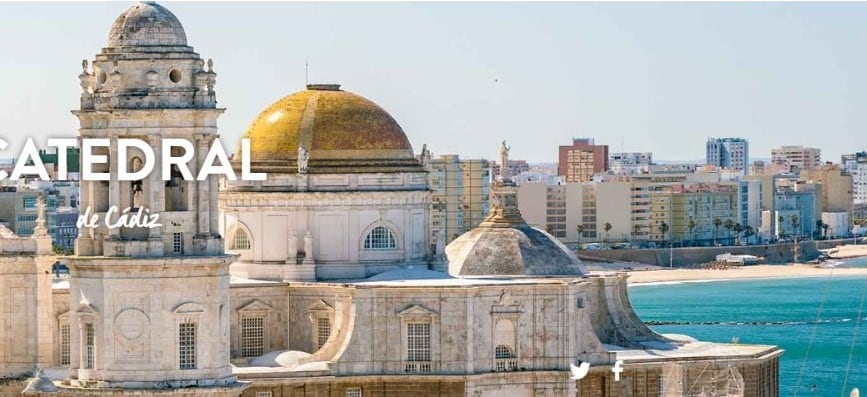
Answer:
xmin=1 ymin=2 xmax=865 ymax=163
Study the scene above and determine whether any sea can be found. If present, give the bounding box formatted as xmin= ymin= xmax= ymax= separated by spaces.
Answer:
xmin=629 ymin=261 xmax=867 ymax=396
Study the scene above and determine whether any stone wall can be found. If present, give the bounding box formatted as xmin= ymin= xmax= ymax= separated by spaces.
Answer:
xmin=578 ymin=239 xmax=859 ymax=267
xmin=240 ymin=377 xmax=465 ymax=397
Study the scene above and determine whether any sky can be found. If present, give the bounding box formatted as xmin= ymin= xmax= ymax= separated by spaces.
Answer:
xmin=1 ymin=2 xmax=866 ymax=163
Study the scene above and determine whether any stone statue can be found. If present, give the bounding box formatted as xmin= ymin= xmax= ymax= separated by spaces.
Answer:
xmin=297 ymin=144 xmax=309 ymax=174
xmin=288 ymin=231 xmax=298 ymax=263
xmin=498 ymin=140 xmax=510 ymax=180
xmin=81 ymin=59 xmax=89 ymax=74
xmin=303 ymin=231 xmax=314 ymax=264
xmin=207 ymin=58 xmax=214 ymax=72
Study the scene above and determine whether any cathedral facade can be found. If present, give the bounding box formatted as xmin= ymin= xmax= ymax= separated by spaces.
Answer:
xmin=0 ymin=3 xmax=781 ymax=397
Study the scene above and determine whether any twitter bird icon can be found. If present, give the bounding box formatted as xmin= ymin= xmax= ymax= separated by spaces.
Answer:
xmin=570 ymin=361 xmax=590 ymax=380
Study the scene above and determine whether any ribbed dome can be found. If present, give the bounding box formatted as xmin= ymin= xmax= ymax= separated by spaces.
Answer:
xmin=107 ymin=2 xmax=188 ymax=48
xmin=446 ymin=223 xmax=587 ymax=277
xmin=238 ymin=84 xmax=423 ymax=174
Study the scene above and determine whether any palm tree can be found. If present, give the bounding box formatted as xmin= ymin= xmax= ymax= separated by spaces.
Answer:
xmin=822 ymin=223 xmax=829 ymax=239
xmin=576 ymin=224 xmax=585 ymax=244
xmin=713 ymin=218 xmax=723 ymax=245
xmin=724 ymin=219 xmax=735 ymax=245
xmin=603 ymin=222 xmax=612 ymax=243
xmin=733 ymin=223 xmax=743 ymax=245
xmin=790 ymin=214 xmax=800 ymax=238
xmin=658 ymin=221 xmax=669 ymax=247
xmin=777 ymin=215 xmax=786 ymax=240
xmin=743 ymin=225 xmax=755 ymax=245
xmin=815 ymin=220 xmax=824 ymax=240
xmin=687 ymin=219 xmax=696 ymax=246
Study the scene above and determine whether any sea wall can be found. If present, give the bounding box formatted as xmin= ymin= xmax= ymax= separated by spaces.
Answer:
xmin=577 ymin=239 xmax=857 ymax=268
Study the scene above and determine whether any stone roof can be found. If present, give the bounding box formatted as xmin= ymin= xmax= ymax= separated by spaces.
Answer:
xmin=236 ymin=84 xmax=423 ymax=174
xmin=21 ymin=369 xmax=59 ymax=395
xmin=446 ymin=222 xmax=587 ymax=277
xmin=107 ymin=2 xmax=188 ymax=48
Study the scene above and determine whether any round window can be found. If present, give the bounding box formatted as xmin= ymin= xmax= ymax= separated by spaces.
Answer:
xmin=169 ymin=68 xmax=181 ymax=83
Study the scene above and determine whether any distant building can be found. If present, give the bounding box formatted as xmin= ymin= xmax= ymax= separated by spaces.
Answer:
xmin=705 ymin=137 xmax=749 ymax=173
xmin=609 ymin=152 xmax=652 ymax=175
xmin=53 ymin=207 xmax=78 ymax=251
xmin=39 ymin=147 xmax=81 ymax=181
xmin=800 ymin=164 xmax=854 ymax=229
xmin=842 ymin=151 xmax=867 ymax=204
xmin=650 ymin=183 xmax=739 ymax=245
xmin=770 ymin=185 xmax=817 ymax=239
xmin=516 ymin=181 xmax=631 ymax=243
xmin=771 ymin=145 xmax=821 ymax=172
xmin=491 ymin=159 xmax=530 ymax=180
xmin=821 ymin=212 xmax=849 ymax=238
xmin=420 ymin=150 xmax=491 ymax=245
xmin=557 ymin=138 xmax=608 ymax=182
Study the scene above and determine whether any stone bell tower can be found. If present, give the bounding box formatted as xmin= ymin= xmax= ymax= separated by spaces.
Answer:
xmin=63 ymin=2 xmax=242 ymax=395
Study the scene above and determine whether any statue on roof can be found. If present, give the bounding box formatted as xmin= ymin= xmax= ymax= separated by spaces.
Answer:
xmin=498 ymin=140 xmax=510 ymax=181
xmin=298 ymin=144 xmax=309 ymax=174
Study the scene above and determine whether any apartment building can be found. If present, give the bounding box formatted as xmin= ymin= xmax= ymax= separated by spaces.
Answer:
xmin=649 ymin=184 xmax=739 ymax=245
xmin=771 ymin=145 xmax=821 ymax=172
xmin=706 ymin=137 xmax=749 ymax=173
xmin=558 ymin=138 xmax=608 ymax=182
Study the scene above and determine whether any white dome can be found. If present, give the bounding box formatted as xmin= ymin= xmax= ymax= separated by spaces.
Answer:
xmin=107 ymin=2 xmax=188 ymax=48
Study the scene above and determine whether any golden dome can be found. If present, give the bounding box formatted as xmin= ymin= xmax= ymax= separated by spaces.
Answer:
xmin=238 ymin=84 xmax=423 ymax=174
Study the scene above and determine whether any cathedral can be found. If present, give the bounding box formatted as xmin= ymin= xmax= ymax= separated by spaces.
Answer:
xmin=0 ymin=2 xmax=781 ymax=397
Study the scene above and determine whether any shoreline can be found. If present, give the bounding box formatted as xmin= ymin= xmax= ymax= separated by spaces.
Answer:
xmin=589 ymin=264 xmax=867 ymax=286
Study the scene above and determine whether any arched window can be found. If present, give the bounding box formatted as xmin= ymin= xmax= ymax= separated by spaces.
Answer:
xmin=364 ymin=226 xmax=396 ymax=250
xmin=494 ymin=345 xmax=514 ymax=359
xmin=231 ymin=228 xmax=251 ymax=250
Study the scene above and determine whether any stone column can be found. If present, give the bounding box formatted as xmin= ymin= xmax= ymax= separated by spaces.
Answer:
xmin=147 ymin=135 xmax=164 ymax=240
xmin=195 ymin=134 xmax=209 ymax=235
xmin=108 ymin=135 xmax=120 ymax=238
xmin=208 ymin=168 xmax=218 ymax=236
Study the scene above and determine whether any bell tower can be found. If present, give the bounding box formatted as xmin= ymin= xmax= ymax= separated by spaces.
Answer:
xmin=64 ymin=2 xmax=242 ymax=395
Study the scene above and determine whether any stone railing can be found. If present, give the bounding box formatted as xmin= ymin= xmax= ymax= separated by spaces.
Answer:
xmin=404 ymin=361 xmax=432 ymax=373
xmin=495 ymin=358 xmax=518 ymax=371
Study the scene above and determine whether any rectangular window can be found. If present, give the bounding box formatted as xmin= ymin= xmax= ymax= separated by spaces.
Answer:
xmin=173 ymin=233 xmax=183 ymax=254
xmin=60 ymin=323 xmax=71 ymax=366
xmin=179 ymin=322 xmax=196 ymax=370
xmin=241 ymin=317 xmax=265 ymax=357
xmin=316 ymin=317 xmax=331 ymax=350
xmin=346 ymin=388 xmax=362 ymax=397
xmin=84 ymin=323 xmax=94 ymax=369
xmin=406 ymin=322 xmax=431 ymax=362
xmin=255 ymin=392 xmax=273 ymax=397
xmin=23 ymin=197 xmax=37 ymax=209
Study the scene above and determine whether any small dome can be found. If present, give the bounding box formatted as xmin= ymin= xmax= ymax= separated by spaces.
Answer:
xmin=446 ymin=223 xmax=587 ymax=277
xmin=107 ymin=2 xmax=188 ymax=48
xmin=238 ymin=84 xmax=423 ymax=174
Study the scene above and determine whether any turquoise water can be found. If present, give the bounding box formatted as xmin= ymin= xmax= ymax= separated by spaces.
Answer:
xmin=629 ymin=274 xmax=867 ymax=396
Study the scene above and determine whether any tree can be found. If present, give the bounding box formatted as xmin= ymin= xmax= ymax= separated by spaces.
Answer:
xmin=777 ymin=215 xmax=786 ymax=239
xmin=790 ymin=214 xmax=800 ymax=238
xmin=733 ymin=222 xmax=743 ymax=245
xmin=687 ymin=219 xmax=696 ymax=246
xmin=743 ymin=225 xmax=755 ymax=245
xmin=576 ymin=224 xmax=585 ymax=244
xmin=724 ymin=219 xmax=735 ymax=245
xmin=822 ymin=223 xmax=829 ymax=239
xmin=603 ymin=222 xmax=612 ymax=243
xmin=713 ymin=218 xmax=723 ymax=245
xmin=815 ymin=220 xmax=824 ymax=240
xmin=658 ymin=221 xmax=669 ymax=246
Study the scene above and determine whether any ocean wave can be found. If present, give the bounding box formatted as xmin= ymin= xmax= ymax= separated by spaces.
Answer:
xmin=646 ymin=318 xmax=857 ymax=326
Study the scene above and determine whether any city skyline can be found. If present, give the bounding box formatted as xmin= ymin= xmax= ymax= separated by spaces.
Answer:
xmin=2 ymin=2 xmax=867 ymax=163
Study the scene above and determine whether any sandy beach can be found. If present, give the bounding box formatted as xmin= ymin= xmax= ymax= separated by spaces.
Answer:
xmin=590 ymin=264 xmax=867 ymax=285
